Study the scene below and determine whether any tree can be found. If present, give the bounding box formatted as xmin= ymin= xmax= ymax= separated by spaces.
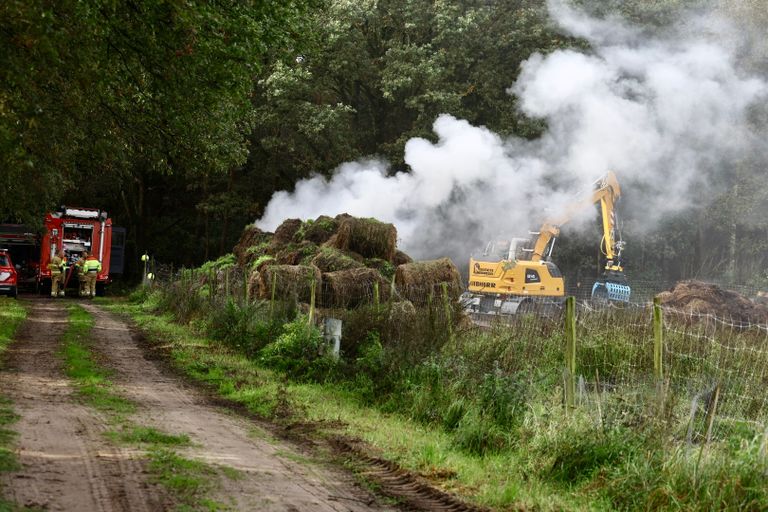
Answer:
xmin=0 ymin=0 xmax=315 ymax=267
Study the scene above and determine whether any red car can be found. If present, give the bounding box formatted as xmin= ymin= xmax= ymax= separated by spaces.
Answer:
xmin=0 ymin=249 xmax=18 ymax=298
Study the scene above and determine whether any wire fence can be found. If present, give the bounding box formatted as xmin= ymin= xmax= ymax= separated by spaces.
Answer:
xmin=148 ymin=263 xmax=768 ymax=441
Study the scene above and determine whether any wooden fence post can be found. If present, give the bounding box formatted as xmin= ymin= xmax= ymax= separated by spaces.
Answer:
xmin=653 ymin=297 xmax=663 ymax=380
xmin=565 ymin=296 xmax=577 ymax=410
xmin=653 ymin=296 xmax=665 ymax=409
xmin=209 ymin=268 xmax=216 ymax=303
xmin=243 ymin=269 xmax=248 ymax=305
xmin=441 ymin=282 xmax=453 ymax=341
xmin=308 ymin=278 xmax=316 ymax=326
xmin=270 ymin=273 xmax=277 ymax=320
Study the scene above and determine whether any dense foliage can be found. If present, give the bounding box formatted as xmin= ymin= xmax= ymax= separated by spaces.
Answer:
xmin=1 ymin=0 xmax=767 ymax=286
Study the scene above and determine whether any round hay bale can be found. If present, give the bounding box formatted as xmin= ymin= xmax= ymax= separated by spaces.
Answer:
xmin=273 ymin=218 xmax=303 ymax=244
xmin=233 ymin=225 xmax=272 ymax=267
xmin=247 ymin=271 xmax=262 ymax=301
xmin=257 ymin=265 xmax=321 ymax=303
xmin=321 ymin=267 xmax=390 ymax=308
xmin=394 ymin=250 xmax=413 ymax=266
xmin=394 ymin=257 xmax=462 ymax=305
xmin=332 ymin=218 xmax=397 ymax=262
xmin=387 ymin=299 xmax=417 ymax=324
xmin=272 ymin=241 xmax=318 ymax=266
xmin=274 ymin=247 xmax=300 ymax=265
xmin=301 ymin=215 xmax=339 ymax=244
xmin=311 ymin=247 xmax=365 ymax=273
xmin=335 ymin=213 xmax=354 ymax=223
xmin=364 ymin=258 xmax=396 ymax=280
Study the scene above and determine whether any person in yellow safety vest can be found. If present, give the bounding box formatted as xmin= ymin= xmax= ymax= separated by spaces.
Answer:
xmin=48 ymin=249 xmax=67 ymax=297
xmin=82 ymin=252 xmax=102 ymax=298
xmin=75 ymin=252 xmax=87 ymax=297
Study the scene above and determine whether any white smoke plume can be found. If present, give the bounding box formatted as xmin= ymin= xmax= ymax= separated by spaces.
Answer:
xmin=257 ymin=0 xmax=767 ymax=264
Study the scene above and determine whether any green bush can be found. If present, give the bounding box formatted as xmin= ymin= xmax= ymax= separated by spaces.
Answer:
xmin=259 ymin=318 xmax=338 ymax=380
xmin=199 ymin=253 xmax=236 ymax=272
xmin=205 ymin=299 xmax=277 ymax=356
xmin=128 ymin=285 xmax=153 ymax=304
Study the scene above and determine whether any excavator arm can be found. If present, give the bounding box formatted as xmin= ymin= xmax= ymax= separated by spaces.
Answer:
xmin=529 ymin=171 xmax=630 ymax=301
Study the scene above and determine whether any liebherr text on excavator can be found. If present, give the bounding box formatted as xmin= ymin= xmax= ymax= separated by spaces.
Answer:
xmin=463 ymin=171 xmax=630 ymax=315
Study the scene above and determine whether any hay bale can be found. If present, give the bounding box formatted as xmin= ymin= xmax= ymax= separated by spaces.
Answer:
xmin=257 ymin=264 xmax=321 ymax=303
xmin=233 ymin=225 xmax=272 ymax=267
xmin=331 ymin=218 xmax=397 ymax=262
xmin=335 ymin=213 xmax=354 ymax=223
xmin=301 ymin=215 xmax=339 ymax=244
xmin=321 ymin=268 xmax=391 ymax=308
xmin=387 ymin=299 xmax=417 ymax=324
xmin=273 ymin=218 xmax=303 ymax=244
xmin=247 ymin=270 xmax=262 ymax=301
xmin=395 ymin=257 xmax=462 ymax=305
xmin=365 ymin=258 xmax=396 ymax=280
xmin=272 ymin=241 xmax=318 ymax=266
xmin=394 ymin=250 xmax=413 ymax=266
xmin=657 ymin=280 xmax=768 ymax=325
xmin=311 ymin=247 xmax=365 ymax=273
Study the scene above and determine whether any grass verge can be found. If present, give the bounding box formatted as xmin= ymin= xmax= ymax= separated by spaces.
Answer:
xmin=0 ymin=298 xmax=26 ymax=511
xmin=102 ymin=298 xmax=604 ymax=511
xmin=61 ymin=304 xmax=234 ymax=512
xmin=107 ymin=287 xmax=768 ymax=512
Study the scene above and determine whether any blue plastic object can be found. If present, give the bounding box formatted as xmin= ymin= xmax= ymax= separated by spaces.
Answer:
xmin=592 ymin=281 xmax=631 ymax=303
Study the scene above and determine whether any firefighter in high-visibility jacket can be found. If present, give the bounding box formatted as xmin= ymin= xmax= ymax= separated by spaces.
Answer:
xmin=48 ymin=250 xmax=66 ymax=297
xmin=75 ymin=253 xmax=88 ymax=297
xmin=82 ymin=252 xmax=102 ymax=298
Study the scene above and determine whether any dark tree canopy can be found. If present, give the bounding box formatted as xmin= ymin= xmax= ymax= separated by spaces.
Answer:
xmin=1 ymin=0 xmax=766 ymax=287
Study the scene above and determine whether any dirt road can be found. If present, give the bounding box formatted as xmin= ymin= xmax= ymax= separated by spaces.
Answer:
xmin=0 ymin=299 xmax=393 ymax=512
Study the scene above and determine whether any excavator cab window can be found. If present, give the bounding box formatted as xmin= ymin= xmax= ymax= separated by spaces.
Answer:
xmin=525 ymin=269 xmax=541 ymax=283
xmin=545 ymin=262 xmax=562 ymax=278
xmin=478 ymin=240 xmax=511 ymax=262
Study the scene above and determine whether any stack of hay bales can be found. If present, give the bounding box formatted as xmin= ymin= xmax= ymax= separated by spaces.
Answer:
xmin=233 ymin=214 xmax=463 ymax=310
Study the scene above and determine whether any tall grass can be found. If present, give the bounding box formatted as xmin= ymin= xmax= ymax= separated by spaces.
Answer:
xmin=0 ymin=298 xmax=25 ymax=492
xmin=127 ymin=270 xmax=768 ymax=511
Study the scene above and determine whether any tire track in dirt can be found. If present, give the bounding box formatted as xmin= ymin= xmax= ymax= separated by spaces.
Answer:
xmin=332 ymin=438 xmax=493 ymax=512
xmin=0 ymin=299 xmax=168 ymax=512
xmin=81 ymin=303 xmax=395 ymax=511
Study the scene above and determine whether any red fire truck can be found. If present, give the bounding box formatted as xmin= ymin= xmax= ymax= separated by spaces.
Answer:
xmin=39 ymin=207 xmax=114 ymax=295
xmin=0 ymin=206 xmax=125 ymax=296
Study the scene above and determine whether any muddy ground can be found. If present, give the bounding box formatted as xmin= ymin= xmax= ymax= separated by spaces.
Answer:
xmin=0 ymin=299 xmax=394 ymax=511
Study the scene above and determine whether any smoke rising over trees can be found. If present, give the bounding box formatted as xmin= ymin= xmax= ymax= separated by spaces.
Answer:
xmin=1 ymin=0 xmax=767 ymax=285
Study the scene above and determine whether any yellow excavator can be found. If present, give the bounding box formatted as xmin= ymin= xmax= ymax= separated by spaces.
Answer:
xmin=463 ymin=171 xmax=630 ymax=314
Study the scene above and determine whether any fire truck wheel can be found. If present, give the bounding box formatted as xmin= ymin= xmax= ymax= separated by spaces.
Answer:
xmin=95 ymin=282 xmax=106 ymax=297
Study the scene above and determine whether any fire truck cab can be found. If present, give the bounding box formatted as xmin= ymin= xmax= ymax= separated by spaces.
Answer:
xmin=39 ymin=207 xmax=113 ymax=296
